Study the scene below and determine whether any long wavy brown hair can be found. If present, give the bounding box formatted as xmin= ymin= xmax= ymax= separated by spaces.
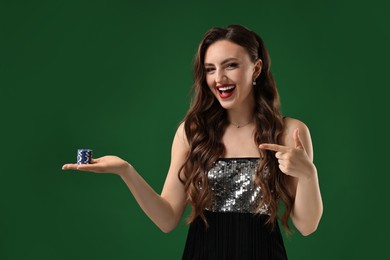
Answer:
xmin=178 ymin=25 xmax=294 ymax=231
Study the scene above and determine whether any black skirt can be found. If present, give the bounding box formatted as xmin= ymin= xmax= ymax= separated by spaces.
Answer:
xmin=182 ymin=211 xmax=288 ymax=260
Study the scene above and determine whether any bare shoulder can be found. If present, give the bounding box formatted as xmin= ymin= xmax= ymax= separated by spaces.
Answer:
xmin=283 ymin=117 xmax=310 ymax=137
xmin=174 ymin=121 xmax=189 ymax=149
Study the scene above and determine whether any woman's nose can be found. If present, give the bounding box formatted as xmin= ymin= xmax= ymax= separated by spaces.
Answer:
xmin=215 ymin=70 xmax=227 ymax=84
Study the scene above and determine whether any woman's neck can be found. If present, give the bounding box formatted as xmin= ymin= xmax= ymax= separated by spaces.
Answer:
xmin=227 ymin=105 xmax=255 ymax=128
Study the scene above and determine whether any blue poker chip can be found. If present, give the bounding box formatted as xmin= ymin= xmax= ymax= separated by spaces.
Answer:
xmin=77 ymin=149 xmax=93 ymax=164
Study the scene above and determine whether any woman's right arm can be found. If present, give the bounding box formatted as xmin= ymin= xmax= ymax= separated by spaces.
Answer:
xmin=119 ymin=123 xmax=189 ymax=233
xmin=62 ymin=123 xmax=189 ymax=233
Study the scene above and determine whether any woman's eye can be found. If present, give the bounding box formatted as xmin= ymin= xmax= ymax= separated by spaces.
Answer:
xmin=205 ymin=67 xmax=215 ymax=73
xmin=227 ymin=63 xmax=238 ymax=69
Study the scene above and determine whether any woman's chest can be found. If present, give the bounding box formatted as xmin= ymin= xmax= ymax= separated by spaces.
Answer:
xmin=222 ymin=127 xmax=260 ymax=158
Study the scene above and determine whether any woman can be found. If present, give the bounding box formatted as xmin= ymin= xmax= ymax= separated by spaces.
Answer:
xmin=62 ymin=25 xmax=323 ymax=259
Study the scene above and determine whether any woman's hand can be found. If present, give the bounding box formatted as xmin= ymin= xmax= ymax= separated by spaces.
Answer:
xmin=62 ymin=155 xmax=132 ymax=177
xmin=259 ymin=128 xmax=316 ymax=180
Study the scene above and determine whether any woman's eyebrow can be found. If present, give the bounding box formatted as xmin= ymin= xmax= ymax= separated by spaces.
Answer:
xmin=204 ymin=57 xmax=239 ymax=66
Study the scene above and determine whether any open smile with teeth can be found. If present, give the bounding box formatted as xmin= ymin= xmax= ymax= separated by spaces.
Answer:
xmin=216 ymin=84 xmax=236 ymax=99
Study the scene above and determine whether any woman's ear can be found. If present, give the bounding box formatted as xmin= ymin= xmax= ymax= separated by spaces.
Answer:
xmin=253 ymin=59 xmax=263 ymax=79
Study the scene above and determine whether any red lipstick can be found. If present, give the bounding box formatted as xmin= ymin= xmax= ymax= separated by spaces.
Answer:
xmin=216 ymin=84 xmax=236 ymax=99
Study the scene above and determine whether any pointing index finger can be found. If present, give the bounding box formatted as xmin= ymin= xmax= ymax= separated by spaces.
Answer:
xmin=259 ymin=143 xmax=289 ymax=152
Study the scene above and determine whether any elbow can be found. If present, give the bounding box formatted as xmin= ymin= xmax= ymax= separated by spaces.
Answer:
xmin=297 ymin=213 xmax=322 ymax=236
xmin=297 ymin=205 xmax=323 ymax=236
xmin=299 ymin=224 xmax=318 ymax=236
xmin=158 ymin=218 xmax=179 ymax=234
xmin=160 ymin=228 xmax=172 ymax=234
xmin=160 ymin=225 xmax=175 ymax=234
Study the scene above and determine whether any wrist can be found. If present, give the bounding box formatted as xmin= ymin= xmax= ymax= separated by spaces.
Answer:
xmin=299 ymin=164 xmax=318 ymax=183
xmin=118 ymin=162 xmax=134 ymax=178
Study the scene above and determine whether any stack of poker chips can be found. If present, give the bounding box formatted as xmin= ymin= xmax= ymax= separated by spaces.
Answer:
xmin=77 ymin=149 xmax=93 ymax=164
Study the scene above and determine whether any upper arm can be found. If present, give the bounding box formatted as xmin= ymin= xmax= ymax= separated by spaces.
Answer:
xmin=282 ymin=117 xmax=315 ymax=195
xmin=282 ymin=117 xmax=314 ymax=161
xmin=160 ymin=122 xmax=189 ymax=221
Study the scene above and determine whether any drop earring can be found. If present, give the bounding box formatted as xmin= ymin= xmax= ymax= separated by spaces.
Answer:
xmin=253 ymin=79 xmax=257 ymax=85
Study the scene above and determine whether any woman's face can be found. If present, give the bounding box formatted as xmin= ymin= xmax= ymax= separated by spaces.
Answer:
xmin=204 ymin=40 xmax=261 ymax=111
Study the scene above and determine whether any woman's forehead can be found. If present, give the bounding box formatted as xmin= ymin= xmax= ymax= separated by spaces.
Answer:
xmin=204 ymin=40 xmax=250 ymax=64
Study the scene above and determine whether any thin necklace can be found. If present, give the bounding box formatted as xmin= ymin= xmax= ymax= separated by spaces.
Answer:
xmin=230 ymin=120 xmax=253 ymax=128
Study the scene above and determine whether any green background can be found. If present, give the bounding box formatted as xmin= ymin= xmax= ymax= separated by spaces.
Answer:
xmin=1 ymin=0 xmax=389 ymax=259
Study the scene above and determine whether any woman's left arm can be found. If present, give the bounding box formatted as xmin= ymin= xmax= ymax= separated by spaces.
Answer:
xmin=259 ymin=118 xmax=323 ymax=236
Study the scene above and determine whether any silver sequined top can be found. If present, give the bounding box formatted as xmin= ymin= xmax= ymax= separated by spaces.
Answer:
xmin=206 ymin=158 xmax=269 ymax=215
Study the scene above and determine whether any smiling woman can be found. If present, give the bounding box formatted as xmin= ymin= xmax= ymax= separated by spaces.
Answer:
xmin=204 ymin=41 xmax=261 ymax=108
xmin=62 ymin=24 xmax=323 ymax=260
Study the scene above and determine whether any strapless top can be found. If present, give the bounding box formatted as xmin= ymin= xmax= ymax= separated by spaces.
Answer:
xmin=205 ymin=158 xmax=270 ymax=215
